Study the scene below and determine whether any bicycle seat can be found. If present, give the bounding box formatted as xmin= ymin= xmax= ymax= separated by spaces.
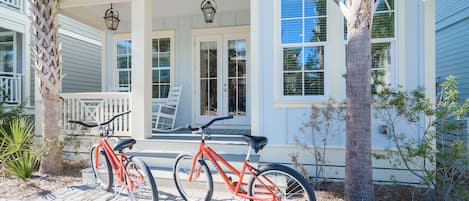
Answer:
xmin=242 ymin=135 xmax=268 ymax=153
xmin=113 ymin=138 xmax=136 ymax=152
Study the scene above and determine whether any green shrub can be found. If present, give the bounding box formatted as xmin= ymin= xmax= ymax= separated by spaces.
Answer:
xmin=0 ymin=118 xmax=38 ymax=179
xmin=5 ymin=150 xmax=38 ymax=179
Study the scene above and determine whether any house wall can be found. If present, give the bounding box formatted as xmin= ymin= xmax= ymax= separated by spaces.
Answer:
xmin=436 ymin=0 xmax=469 ymax=101
xmin=59 ymin=16 xmax=103 ymax=93
xmin=251 ymin=0 xmax=435 ymax=183
xmin=107 ymin=10 xmax=250 ymax=127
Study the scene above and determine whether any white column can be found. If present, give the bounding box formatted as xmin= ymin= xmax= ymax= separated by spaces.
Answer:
xmin=250 ymin=0 xmax=261 ymax=136
xmin=130 ymin=0 xmax=152 ymax=139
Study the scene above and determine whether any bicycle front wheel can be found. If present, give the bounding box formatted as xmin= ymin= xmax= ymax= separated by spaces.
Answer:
xmin=248 ymin=164 xmax=316 ymax=201
xmin=173 ymin=154 xmax=213 ymax=201
xmin=125 ymin=158 xmax=158 ymax=201
xmin=90 ymin=146 xmax=113 ymax=191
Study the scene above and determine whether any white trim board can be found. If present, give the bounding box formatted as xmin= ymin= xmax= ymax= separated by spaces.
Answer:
xmin=59 ymin=29 xmax=102 ymax=46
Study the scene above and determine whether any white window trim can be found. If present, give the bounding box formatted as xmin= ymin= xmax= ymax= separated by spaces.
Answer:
xmin=112 ymin=30 xmax=175 ymax=102
xmin=273 ymin=0 xmax=330 ymax=107
xmin=0 ymin=32 xmax=16 ymax=74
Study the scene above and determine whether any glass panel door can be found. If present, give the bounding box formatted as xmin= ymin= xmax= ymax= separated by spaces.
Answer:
xmin=195 ymin=34 xmax=249 ymax=125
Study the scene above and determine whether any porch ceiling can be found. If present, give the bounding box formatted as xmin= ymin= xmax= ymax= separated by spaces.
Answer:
xmin=61 ymin=0 xmax=250 ymax=30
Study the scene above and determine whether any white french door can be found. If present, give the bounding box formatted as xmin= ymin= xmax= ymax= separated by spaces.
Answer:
xmin=195 ymin=33 xmax=249 ymax=125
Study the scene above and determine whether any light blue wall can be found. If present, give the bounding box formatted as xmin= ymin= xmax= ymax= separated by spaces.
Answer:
xmin=436 ymin=1 xmax=469 ymax=102
xmin=256 ymin=0 xmax=430 ymax=147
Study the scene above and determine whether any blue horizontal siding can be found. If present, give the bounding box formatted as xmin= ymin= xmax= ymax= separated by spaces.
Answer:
xmin=61 ymin=34 xmax=102 ymax=93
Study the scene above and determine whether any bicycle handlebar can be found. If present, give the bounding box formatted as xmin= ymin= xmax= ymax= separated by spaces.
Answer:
xmin=68 ymin=111 xmax=131 ymax=128
xmin=187 ymin=115 xmax=234 ymax=131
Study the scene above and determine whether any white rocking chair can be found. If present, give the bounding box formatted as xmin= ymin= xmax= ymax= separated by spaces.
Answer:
xmin=152 ymin=85 xmax=182 ymax=131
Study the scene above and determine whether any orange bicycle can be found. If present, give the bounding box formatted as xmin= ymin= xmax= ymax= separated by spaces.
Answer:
xmin=173 ymin=116 xmax=316 ymax=201
xmin=68 ymin=111 xmax=158 ymax=201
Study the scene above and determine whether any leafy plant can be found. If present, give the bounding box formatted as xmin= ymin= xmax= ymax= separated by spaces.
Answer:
xmin=5 ymin=150 xmax=39 ymax=179
xmin=291 ymin=99 xmax=345 ymax=190
xmin=0 ymin=118 xmax=39 ymax=179
xmin=373 ymin=76 xmax=469 ymax=201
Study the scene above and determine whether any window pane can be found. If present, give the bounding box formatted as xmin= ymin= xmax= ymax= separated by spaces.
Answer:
xmin=284 ymin=73 xmax=302 ymax=95
xmin=119 ymin=71 xmax=130 ymax=85
xmin=160 ymin=84 xmax=170 ymax=98
xmin=238 ymin=60 xmax=246 ymax=78
xmin=159 ymin=38 xmax=171 ymax=52
xmin=304 ymin=46 xmax=324 ymax=70
xmin=376 ymin=0 xmax=394 ymax=11
xmin=160 ymin=70 xmax=170 ymax=83
xmin=281 ymin=19 xmax=303 ymax=44
xmin=237 ymin=78 xmax=246 ymax=116
xmin=117 ymin=40 xmax=131 ymax=55
xmin=152 ymin=69 xmax=160 ymax=83
xmin=305 ymin=0 xmax=327 ymax=17
xmin=152 ymin=54 xmax=158 ymax=67
xmin=159 ymin=53 xmax=170 ymax=67
xmin=200 ymin=43 xmax=209 ymax=78
xmin=117 ymin=56 xmax=130 ymax=69
xmin=371 ymin=43 xmax=391 ymax=69
xmin=281 ymin=0 xmax=302 ymax=18
xmin=0 ymin=35 xmax=13 ymax=43
xmin=152 ymin=85 xmax=159 ymax=99
xmin=152 ymin=39 xmax=159 ymax=52
xmin=304 ymin=72 xmax=324 ymax=95
xmin=0 ymin=44 xmax=14 ymax=72
xmin=209 ymin=42 xmax=217 ymax=78
xmin=372 ymin=12 xmax=395 ymax=38
xmin=304 ymin=17 xmax=327 ymax=42
xmin=283 ymin=48 xmax=302 ymax=71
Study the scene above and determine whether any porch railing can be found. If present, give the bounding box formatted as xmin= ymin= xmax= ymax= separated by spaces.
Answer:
xmin=0 ymin=0 xmax=22 ymax=9
xmin=61 ymin=92 xmax=131 ymax=136
xmin=0 ymin=73 xmax=22 ymax=105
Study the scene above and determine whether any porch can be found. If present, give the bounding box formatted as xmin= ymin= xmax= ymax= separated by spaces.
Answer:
xmin=59 ymin=0 xmax=257 ymax=141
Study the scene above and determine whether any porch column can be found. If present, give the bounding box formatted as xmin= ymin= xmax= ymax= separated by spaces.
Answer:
xmin=130 ymin=0 xmax=152 ymax=139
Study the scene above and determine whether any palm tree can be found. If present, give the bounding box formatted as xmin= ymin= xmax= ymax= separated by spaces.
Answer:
xmin=332 ymin=0 xmax=386 ymax=200
xmin=29 ymin=0 xmax=63 ymax=174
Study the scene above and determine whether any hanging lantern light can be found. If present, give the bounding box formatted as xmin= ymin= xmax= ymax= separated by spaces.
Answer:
xmin=104 ymin=3 xmax=120 ymax=30
xmin=201 ymin=0 xmax=217 ymax=23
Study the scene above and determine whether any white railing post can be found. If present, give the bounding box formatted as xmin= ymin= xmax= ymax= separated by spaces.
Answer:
xmin=61 ymin=92 xmax=131 ymax=136
xmin=0 ymin=73 xmax=22 ymax=105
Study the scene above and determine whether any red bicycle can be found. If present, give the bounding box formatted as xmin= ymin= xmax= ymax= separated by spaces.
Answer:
xmin=69 ymin=111 xmax=158 ymax=201
xmin=173 ymin=116 xmax=316 ymax=201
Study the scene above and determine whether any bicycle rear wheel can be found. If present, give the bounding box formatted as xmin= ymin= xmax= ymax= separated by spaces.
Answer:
xmin=248 ymin=164 xmax=316 ymax=201
xmin=173 ymin=154 xmax=213 ymax=201
xmin=125 ymin=157 xmax=158 ymax=201
xmin=90 ymin=146 xmax=113 ymax=191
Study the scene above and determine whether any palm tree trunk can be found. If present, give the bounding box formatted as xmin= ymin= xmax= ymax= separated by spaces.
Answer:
xmin=30 ymin=0 xmax=63 ymax=175
xmin=344 ymin=1 xmax=374 ymax=200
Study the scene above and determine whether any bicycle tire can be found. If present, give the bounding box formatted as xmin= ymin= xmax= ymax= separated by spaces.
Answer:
xmin=125 ymin=157 xmax=159 ymax=201
xmin=173 ymin=154 xmax=213 ymax=201
xmin=247 ymin=164 xmax=316 ymax=201
xmin=90 ymin=146 xmax=113 ymax=191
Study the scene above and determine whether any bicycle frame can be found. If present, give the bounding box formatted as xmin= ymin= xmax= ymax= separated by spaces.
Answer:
xmin=93 ymin=136 xmax=137 ymax=191
xmin=189 ymin=140 xmax=281 ymax=201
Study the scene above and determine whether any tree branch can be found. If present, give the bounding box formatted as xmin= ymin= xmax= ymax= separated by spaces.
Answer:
xmin=332 ymin=0 xmax=352 ymax=22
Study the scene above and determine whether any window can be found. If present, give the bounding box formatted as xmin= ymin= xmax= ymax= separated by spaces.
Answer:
xmin=116 ymin=40 xmax=132 ymax=91
xmin=0 ymin=33 xmax=15 ymax=74
xmin=280 ymin=0 xmax=327 ymax=97
xmin=152 ymin=38 xmax=171 ymax=99
xmin=114 ymin=32 xmax=174 ymax=99
xmin=344 ymin=0 xmax=395 ymax=92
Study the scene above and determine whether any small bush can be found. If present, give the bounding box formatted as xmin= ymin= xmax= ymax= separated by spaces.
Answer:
xmin=0 ymin=118 xmax=38 ymax=179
